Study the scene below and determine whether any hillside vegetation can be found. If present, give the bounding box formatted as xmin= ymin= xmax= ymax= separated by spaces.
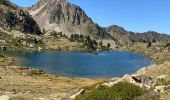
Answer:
xmin=75 ymin=82 xmax=145 ymax=100
xmin=0 ymin=0 xmax=41 ymax=35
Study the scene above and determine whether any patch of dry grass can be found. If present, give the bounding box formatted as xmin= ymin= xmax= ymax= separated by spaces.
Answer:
xmin=0 ymin=64 xmax=102 ymax=99
xmin=43 ymin=37 xmax=85 ymax=51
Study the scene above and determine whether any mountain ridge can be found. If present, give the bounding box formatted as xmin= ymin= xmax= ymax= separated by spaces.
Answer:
xmin=28 ymin=0 xmax=170 ymax=45
xmin=28 ymin=0 xmax=111 ymax=39
xmin=105 ymin=25 xmax=170 ymax=44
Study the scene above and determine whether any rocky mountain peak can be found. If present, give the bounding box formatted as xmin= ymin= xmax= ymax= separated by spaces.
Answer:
xmin=39 ymin=0 xmax=67 ymax=5
xmin=28 ymin=0 xmax=111 ymax=39
xmin=30 ymin=0 xmax=68 ymax=14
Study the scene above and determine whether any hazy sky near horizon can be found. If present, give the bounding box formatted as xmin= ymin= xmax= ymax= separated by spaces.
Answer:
xmin=10 ymin=0 xmax=170 ymax=34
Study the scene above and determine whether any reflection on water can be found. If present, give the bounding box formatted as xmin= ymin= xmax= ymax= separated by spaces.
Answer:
xmin=1 ymin=50 xmax=154 ymax=78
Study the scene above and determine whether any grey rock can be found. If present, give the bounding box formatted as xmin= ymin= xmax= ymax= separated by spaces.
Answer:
xmin=28 ymin=0 xmax=111 ymax=39
xmin=70 ymin=89 xmax=85 ymax=99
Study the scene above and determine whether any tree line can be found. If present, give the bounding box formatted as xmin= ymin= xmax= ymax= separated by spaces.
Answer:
xmin=70 ymin=34 xmax=111 ymax=51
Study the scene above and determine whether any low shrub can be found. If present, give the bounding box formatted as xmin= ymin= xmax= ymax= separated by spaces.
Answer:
xmin=75 ymin=82 xmax=144 ymax=100
xmin=155 ymin=79 xmax=170 ymax=86
xmin=27 ymin=69 xmax=45 ymax=76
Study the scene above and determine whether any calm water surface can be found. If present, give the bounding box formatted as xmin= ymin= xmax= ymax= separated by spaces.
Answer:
xmin=1 ymin=50 xmax=154 ymax=78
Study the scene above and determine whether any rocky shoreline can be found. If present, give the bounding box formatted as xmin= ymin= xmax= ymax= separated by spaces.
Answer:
xmin=0 ymin=43 xmax=169 ymax=100
xmin=70 ymin=43 xmax=170 ymax=100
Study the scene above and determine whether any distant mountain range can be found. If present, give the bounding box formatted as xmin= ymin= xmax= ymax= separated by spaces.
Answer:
xmin=105 ymin=25 xmax=170 ymax=44
xmin=0 ymin=0 xmax=170 ymax=47
xmin=28 ymin=0 xmax=170 ymax=44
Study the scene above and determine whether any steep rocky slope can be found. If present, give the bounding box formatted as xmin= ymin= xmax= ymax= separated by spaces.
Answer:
xmin=0 ymin=0 xmax=43 ymax=50
xmin=0 ymin=0 xmax=41 ymax=35
xmin=28 ymin=0 xmax=110 ymax=39
xmin=28 ymin=0 xmax=170 ymax=46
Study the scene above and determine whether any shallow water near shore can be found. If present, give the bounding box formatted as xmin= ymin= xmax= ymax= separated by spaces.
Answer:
xmin=1 ymin=50 xmax=154 ymax=78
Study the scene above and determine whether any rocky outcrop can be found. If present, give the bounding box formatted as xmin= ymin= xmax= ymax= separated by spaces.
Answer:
xmin=102 ymin=74 xmax=154 ymax=89
xmin=0 ymin=0 xmax=42 ymax=35
xmin=70 ymin=89 xmax=85 ymax=99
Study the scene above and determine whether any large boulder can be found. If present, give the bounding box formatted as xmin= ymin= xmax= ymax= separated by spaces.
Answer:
xmin=103 ymin=74 xmax=154 ymax=89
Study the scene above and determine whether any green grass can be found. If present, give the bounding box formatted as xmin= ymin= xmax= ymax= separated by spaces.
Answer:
xmin=10 ymin=96 xmax=28 ymax=100
xmin=0 ymin=31 xmax=43 ymax=50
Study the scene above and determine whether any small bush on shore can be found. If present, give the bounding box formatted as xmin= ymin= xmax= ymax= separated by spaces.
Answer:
xmin=27 ymin=69 xmax=45 ymax=76
xmin=75 ymin=82 xmax=144 ymax=100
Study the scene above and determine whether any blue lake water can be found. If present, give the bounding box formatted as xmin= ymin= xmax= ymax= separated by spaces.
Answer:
xmin=1 ymin=50 xmax=154 ymax=78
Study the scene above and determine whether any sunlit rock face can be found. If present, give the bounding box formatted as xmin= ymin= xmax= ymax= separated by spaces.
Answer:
xmin=28 ymin=0 xmax=110 ymax=39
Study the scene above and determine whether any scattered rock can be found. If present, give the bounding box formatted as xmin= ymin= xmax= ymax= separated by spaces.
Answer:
xmin=48 ymin=78 xmax=52 ymax=81
xmin=38 ymin=98 xmax=47 ymax=100
xmin=135 ymin=91 xmax=160 ymax=100
xmin=154 ymin=85 xmax=170 ymax=93
xmin=0 ymin=95 xmax=9 ymax=100
xmin=134 ymin=75 xmax=153 ymax=86
xmin=103 ymin=74 xmax=153 ymax=89
xmin=38 ymin=47 xmax=42 ymax=51
xmin=0 ymin=46 xmax=7 ymax=50
xmin=21 ymin=73 xmax=27 ymax=75
xmin=29 ymin=43 xmax=35 ymax=48
xmin=110 ymin=77 xmax=120 ymax=81
xmin=157 ymin=75 xmax=168 ymax=80
xmin=22 ymin=41 xmax=27 ymax=46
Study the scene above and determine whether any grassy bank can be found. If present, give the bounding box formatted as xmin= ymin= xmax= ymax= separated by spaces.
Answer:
xmin=75 ymin=42 xmax=170 ymax=100
xmin=0 ymin=55 xmax=102 ymax=99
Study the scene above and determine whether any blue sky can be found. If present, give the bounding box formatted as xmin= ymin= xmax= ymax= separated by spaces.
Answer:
xmin=10 ymin=0 xmax=170 ymax=34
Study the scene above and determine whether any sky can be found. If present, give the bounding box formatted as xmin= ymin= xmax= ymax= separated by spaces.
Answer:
xmin=10 ymin=0 xmax=170 ymax=34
